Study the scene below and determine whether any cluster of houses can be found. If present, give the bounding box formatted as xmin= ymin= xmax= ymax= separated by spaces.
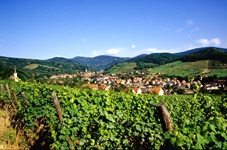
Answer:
xmin=80 ymin=73 xmax=197 ymax=95
xmin=74 ymin=72 xmax=226 ymax=95
xmin=40 ymin=71 xmax=227 ymax=95
xmin=50 ymin=74 xmax=77 ymax=79
xmin=8 ymin=65 xmax=227 ymax=95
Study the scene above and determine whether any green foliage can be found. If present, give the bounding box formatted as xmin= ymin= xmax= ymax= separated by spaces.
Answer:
xmin=136 ymin=53 xmax=181 ymax=65
xmin=134 ymin=62 xmax=156 ymax=70
xmin=0 ymin=56 xmax=87 ymax=81
xmin=180 ymin=48 xmax=227 ymax=63
xmin=104 ymin=62 xmax=137 ymax=74
xmin=148 ymin=60 xmax=227 ymax=78
xmin=0 ymin=80 xmax=227 ymax=149
xmin=73 ymin=55 xmax=129 ymax=71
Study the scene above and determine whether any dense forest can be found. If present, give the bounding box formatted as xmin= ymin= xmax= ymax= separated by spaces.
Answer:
xmin=180 ymin=48 xmax=227 ymax=63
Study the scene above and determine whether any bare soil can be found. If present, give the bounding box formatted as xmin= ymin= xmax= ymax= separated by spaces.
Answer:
xmin=0 ymin=108 xmax=26 ymax=149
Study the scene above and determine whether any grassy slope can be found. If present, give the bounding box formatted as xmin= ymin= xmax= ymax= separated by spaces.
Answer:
xmin=0 ymin=56 xmax=88 ymax=80
xmin=24 ymin=64 xmax=60 ymax=70
xmin=148 ymin=60 xmax=227 ymax=77
xmin=105 ymin=62 xmax=137 ymax=74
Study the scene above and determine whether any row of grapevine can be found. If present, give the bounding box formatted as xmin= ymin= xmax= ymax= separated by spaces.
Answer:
xmin=0 ymin=80 xmax=227 ymax=149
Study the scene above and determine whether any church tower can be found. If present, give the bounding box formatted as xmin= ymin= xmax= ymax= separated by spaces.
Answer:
xmin=13 ymin=65 xmax=18 ymax=78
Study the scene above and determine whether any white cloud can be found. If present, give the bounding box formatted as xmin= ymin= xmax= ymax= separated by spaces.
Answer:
xmin=91 ymin=48 xmax=122 ymax=57
xmin=197 ymin=38 xmax=221 ymax=46
xmin=187 ymin=44 xmax=197 ymax=50
xmin=197 ymin=38 xmax=210 ymax=46
xmin=105 ymin=48 xmax=120 ymax=55
xmin=56 ymin=55 xmax=61 ymax=57
xmin=131 ymin=45 xmax=136 ymax=49
xmin=92 ymin=50 xmax=102 ymax=56
xmin=140 ymin=48 xmax=168 ymax=54
xmin=211 ymin=38 xmax=221 ymax=46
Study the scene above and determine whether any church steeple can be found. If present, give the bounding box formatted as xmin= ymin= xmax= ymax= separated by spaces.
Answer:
xmin=9 ymin=65 xmax=19 ymax=82
xmin=14 ymin=65 xmax=17 ymax=73
xmin=13 ymin=65 xmax=18 ymax=78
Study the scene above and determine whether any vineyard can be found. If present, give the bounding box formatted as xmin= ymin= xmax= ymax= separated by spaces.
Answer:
xmin=0 ymin=80 xmax=227 ymax=149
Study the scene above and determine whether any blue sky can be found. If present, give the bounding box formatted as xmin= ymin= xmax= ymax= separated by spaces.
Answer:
xmin=0 ymin=0 xmax=227 ymax=59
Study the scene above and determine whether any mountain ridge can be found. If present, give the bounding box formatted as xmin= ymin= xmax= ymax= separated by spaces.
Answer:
xmin=72 ymin=55 xmax=130 ymax=71
xmin=104 ymin=47 xmax=227 ymax=75
xmin=1 ymin=47 xmax=227 ymax=80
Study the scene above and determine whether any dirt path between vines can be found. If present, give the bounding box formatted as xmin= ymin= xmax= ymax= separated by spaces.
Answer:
xmin=0 ymin=108 xmax=20 ymax=149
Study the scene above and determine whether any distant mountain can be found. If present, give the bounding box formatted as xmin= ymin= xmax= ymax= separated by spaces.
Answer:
xmin=48 ymin=57 xmax=75 ymax=63
xmin=104 ymin=47 xmax=227 ymax=75
xmin=1 ymin=47 xmax=227 ymax=79
xmin=180 ymin=47 xmax=227 ymax=63
xmin=72 ymin=55 xmax=130 ymax=71
xmin=104 ymin=53 xmax=181 ymax=74
xmin=175 ymin=47 xmax=227 ymax=56
xmin=0 ymin=56 xmax=87 ymax=80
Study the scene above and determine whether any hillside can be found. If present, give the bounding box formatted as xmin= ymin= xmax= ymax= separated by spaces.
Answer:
xmin=104 ymin=53 xmax=181 ymax=74
xmin=0 ymin=56 xmax=87 ymax=80
xmin=104 ymin=62 xmax=137 ymax=74
xmin=180 ymin=47 xmax=227 ymax=63
xmin=136 ymin=53 xmax=181 ymax=65
xmin=48 ymin=57 xmax=76 ymax=63
xmin=72 ymin=55 xmax=130 ymax=71
xmin=126 ymin=54 xmax=148 ymax=62
xmin=148 ymin=60 xmax=227 ymax=77
xmin=104 ymin=47 xmax=227 ymax=77
xmin=175 ymin=47 xmax=227 ymax=55
xmin=1 ymin=47 xmax=227 ymax=79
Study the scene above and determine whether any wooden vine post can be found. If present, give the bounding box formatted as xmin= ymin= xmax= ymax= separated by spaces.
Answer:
xmin=52 ymin=92 xmax=63 ymax=122
xmin=11 ymin=87 xmax=18 ymax=104
xmin=21 ymin=92 xmax=29 ymax=106
xmin=1 ymin=84 xmax=5 ymax=92
xmin=6 ymin=84 xmax=11 ymax=99
xmin=157 ymin=103 xmax=173 ymax=131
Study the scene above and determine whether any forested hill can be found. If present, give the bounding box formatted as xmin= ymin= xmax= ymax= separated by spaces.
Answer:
xmin=126 ymin=54 xmax=148 ymax=62
xmin=135 ymin=53 xmax=181 ymax=65
xmin=72 ymin=55 xmax=130 ymax=71
xmin=180 ymin=48 xmax=227 ymax=63
xmin=48 ymin=57 xmax=76 ymax=63
xmin=175 ymin=47 xmax=227 ymax=55
xmin=0 ymin=56 xmax=87 ymax=80
xmin=104 ymin=47 xmax=227 ymax=75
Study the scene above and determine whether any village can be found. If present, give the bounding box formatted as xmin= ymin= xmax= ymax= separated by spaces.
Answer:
xmin=48 ymin=70 xmax=227 ymax=95
xmin=8 ymin=66 xmax=227 ymax=95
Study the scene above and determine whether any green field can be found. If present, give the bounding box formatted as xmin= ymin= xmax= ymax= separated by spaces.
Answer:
xmin=105 ymin=62 xmax=137 ymax=74
xmin=24 ymin=64 xmax=60 ymax=70
xmin=24 ymin=64 xmax=39 ymax=69
xmin=148 ymin=60 xmax=227 ymax=77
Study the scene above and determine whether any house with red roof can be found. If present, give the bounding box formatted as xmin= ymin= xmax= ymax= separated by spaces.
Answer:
xmin=150 ymin=87 xmax=164 ymax=95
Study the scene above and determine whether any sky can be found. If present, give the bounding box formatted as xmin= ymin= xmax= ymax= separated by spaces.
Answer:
xmin=0 ymin=0 xmax=227 ymax=59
